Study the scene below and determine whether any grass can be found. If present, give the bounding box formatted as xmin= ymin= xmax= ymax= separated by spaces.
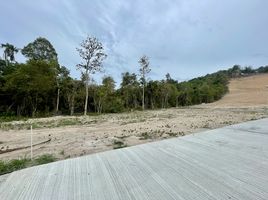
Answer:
xmin=0 ymin=154 xmax=57 ymax=175
xmin=56 ymin=119 xmax=78 ymax=127
xmin=0 ymin=117 xmax=102 ymax=131
xmin=33 ymin=154 xmax=56 ymax=165
xmin=0 ymin=158 xmax=29 ymax=175
xmin=0 ymin=115 xmax=29 ymax=123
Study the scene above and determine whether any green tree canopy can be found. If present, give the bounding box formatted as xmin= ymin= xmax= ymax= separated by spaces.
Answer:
xmin=21 ymin=37 xmax=58 ymax=62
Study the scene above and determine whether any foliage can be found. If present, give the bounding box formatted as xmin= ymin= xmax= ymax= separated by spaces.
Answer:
xmin=1 ymin=37 xmax=268 ymax=117
xmin=76 ymin=36 xmax=107 ymax=115
xmin=34 ymin=154 xmax=56 ymax=165
xmin=1 ymin=43 xmax=19 ymax=65
xmin=4 ymin=60 xmax=57 ymax=116
xmin=21 ymin=37 xmax=58 ymax=62
xmin=139 ymin=55 xmax=151 ymax=110
xmin=0 ymin=154 xmax=57 ymax=175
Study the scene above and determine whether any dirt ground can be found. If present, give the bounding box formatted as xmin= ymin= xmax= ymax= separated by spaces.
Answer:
xmin=210 ymin=73 xmax=268 ymax=107
xmin=0 ymin=74 xmax=268 ymax=161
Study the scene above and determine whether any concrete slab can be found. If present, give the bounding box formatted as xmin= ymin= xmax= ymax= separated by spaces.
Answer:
xmin=0 ymin=118 xmax=268 ymax=200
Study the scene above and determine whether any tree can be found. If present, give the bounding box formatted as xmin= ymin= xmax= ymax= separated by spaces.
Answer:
xmin=5 ymin=60 xmax=56 ymax=116
xmin=139 ymin=55 xmax=151 ymax=110
xmin=76 ymin=36 xmax=107 ymax=115
xmin=1 ymin=43 xmax=19 ymax=66
xmin=55 ymin=66 xmax=70 ymax=114
xmin=228 ymin=65 xmax=241 ymax=78
xmin=21 ymin=37 xmax=62 ymax=114
xmin=93 ymin=77 xmax=114 ymax=114
xmin=120 ymin=72 xmax=140 ymax=109
xmin=242 ymin=66 xmax=254 ymax=74
xmin=21 ymin=37 xmax=58 ymax=62
xmin=63 ymin=78 xmax=80 ymax=116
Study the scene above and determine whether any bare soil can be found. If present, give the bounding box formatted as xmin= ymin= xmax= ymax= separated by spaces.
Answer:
xmin=211 ymin=73 xmax=268 ymax=107
xmin=0 ymin=74 xmax=268 ymax=161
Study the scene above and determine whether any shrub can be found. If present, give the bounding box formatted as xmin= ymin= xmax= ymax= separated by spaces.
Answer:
xmin=34 ymin=154 xmax=56 ymax=165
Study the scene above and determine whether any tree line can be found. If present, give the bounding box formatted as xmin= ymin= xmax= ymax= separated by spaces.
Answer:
xmin=1 ymin=36 xmax=268 ymax=117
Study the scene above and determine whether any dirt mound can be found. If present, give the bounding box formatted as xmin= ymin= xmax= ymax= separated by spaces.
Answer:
xmin=211 ymin=74 xmax=268 ymax=107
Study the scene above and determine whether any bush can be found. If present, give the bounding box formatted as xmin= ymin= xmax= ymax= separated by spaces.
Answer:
xmin=0 ymin=158 xmax=30 ymax=175
xmin=34 ymin=154 xmax=56 ymax=165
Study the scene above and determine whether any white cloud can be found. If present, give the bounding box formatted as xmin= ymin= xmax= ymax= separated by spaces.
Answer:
xmin=1 ymin=0 xmax=268 ymax=84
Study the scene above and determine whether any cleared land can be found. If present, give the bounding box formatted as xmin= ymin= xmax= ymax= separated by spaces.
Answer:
xmin=0 ymin=106 xmax=267 ymax=161
xmin=211 ymin=73 xmax=268 ymax=107
xmin=0 ymin=74 xmax=268 ymax=161
xmin=1 ymin=118 xmax=268 ymax=199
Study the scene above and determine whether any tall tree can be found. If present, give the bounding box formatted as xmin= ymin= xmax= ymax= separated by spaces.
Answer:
xmin=21 ymin=37 xmax=58 ymax=62
xmin=1 ymin=43 xmax=19 ymax=66
xmin=120 ymin=72 xmax=139 ymax=109
xmin=76 ymin=36 xmax=107 ymax=116
xmin=21 ymin=37 xmax=61 ymax=113
xmin=139 ymin=55 xmax=151 ymax=110
xmin=55 ymin=66 xmax=70 ymax=114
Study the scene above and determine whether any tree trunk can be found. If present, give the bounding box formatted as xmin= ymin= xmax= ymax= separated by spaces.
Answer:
xmin=32 ymin=94 xmax=38 ymax=117
xmin=142 ymin=83 xmax=145 ymax=110
xmin=165 ymin=93 xmax=169 ymax=108
xmin=70 ymin=94 xmax=75 ymax=116
xmin=84 ymin=83 xmax=89 ymax=116
xmin=98 ymin=100 xmax=102 ymax=114
xmin=16 ymin=105 xmax=21 ymax=116
xmin=150 ymin=97 xmax=154 ymax=109
xmin=4 ymin=52 xmax=8 ymax=66
xmin=56 ymin=88 xmax=60 ymax=114
xmin=84 ymin=72 xmax=89 ymax=116
xmin=7 ymin=103 xmax=14 ymax=113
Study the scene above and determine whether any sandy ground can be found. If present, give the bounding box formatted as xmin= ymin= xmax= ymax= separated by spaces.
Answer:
xmin=210 ymin=73 xmax=268 ymax=107
xmin=0 ymin=74 xmax=268 ymax=161
xmin=1 ymin=107 xmax=267 ymax=161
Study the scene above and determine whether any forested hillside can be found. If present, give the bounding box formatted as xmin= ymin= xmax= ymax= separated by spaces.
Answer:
xmin=1 ymin=37 xmax=268 ymax=117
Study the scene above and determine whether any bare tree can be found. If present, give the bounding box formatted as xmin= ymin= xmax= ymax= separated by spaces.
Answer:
xmin=139 ymin=55 xmax=151 ymax=111
xmin=76 ymin=36 xmax=107 ymax=115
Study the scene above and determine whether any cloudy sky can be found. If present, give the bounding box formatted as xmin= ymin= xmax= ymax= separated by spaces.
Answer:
xmin=1 ymin=0 xmax=268 ymax=84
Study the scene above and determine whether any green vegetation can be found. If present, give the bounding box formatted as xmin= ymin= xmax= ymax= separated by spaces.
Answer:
xmin=1 ymin=38 xmax=268 ymax=118
xmin=0 ymin=154 xmax=57 ymax=175
xmin=33 ymin=154 xmax=56 ymax=165
xmin=113 ymin=140 xmax=127 ymax=149
xmin=0 ymin=117 xmax=102 ymax=130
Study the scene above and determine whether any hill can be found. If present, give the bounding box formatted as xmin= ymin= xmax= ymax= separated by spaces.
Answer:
xmin=211 ymin=74 xmax=268 ymax=107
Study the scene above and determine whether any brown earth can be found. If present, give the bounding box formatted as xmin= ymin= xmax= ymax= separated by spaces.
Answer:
xmin=210 ymin=73 xmax=268 ymax=107
xmin=0 ymin=74 xmax=268 ymax=161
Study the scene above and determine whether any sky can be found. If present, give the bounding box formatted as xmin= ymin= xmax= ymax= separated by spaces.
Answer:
xmin=1 ymin=0 xmax=268 ymax=84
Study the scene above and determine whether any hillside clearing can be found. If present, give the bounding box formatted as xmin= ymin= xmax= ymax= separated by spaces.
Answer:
xmin=210 ymin=74 xmax=268 ymax=107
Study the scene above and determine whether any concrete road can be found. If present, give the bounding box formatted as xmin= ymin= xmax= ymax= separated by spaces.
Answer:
xmin=0 ymin=118 xmax=268 ymax=200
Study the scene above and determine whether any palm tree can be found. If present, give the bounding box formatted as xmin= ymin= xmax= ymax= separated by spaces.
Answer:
xmin=1 ymin=43 xmax=19 ymax=66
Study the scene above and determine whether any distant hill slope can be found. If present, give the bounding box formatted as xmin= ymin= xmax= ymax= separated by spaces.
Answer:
xmin=211 ymin=74 xmax=268 ymax=107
